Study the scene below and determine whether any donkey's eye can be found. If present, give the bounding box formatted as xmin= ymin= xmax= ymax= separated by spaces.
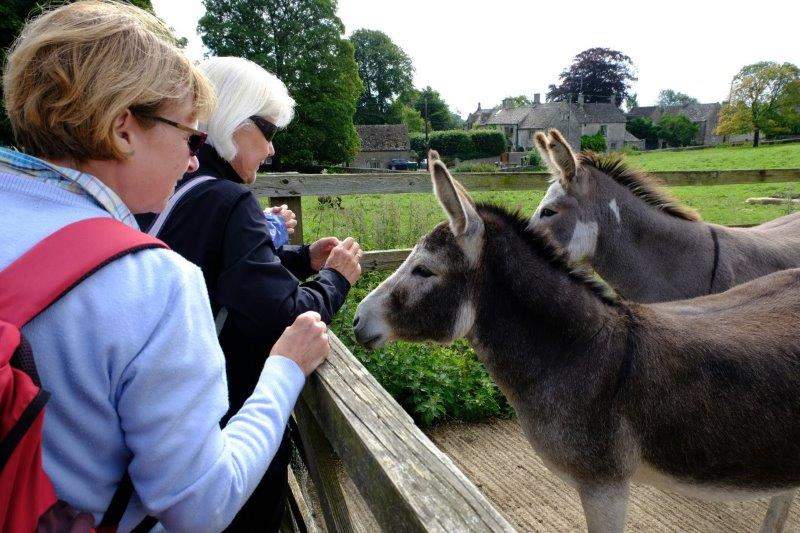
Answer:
xmin=540 ymin=207 xmax=558 ymax=218
xmin=412 ymin=265 xmax=435 ymax=278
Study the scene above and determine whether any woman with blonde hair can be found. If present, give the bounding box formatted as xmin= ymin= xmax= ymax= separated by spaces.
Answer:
xmin=0 ymin=2 xmax=329 ymax=530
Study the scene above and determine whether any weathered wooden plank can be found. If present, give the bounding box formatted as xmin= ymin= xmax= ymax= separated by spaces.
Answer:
xmin=252 ymin=169 xmax=800 ymax=197
xmin=360 ymin=249 xmax=412 ymax=272
xmin=300 ymin=332 xmax=515 ymax=533
xmin=746 ymin=197 xmax=800 ymax=205
xmin=293 ymin=401 xmax=356 ymax=533
xmin=271 ymin=196 xmax=304 ymax=244
xmin=653 ymin=168 xmax=800 ymax=186
xmin=252 ymin=172 xmax=550 ymax=197
xmin=285 ymin=465 xmax=321 ymax=533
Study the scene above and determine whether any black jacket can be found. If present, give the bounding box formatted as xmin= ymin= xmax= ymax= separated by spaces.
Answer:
xmin=136 ymin=144 xmax=350 ymax=418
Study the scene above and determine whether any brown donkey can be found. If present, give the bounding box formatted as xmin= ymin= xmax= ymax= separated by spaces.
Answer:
xmin=529 ymin=129 xmax=800 ymax=303
xmin=354 ymin=153 xmax=800 ymax=532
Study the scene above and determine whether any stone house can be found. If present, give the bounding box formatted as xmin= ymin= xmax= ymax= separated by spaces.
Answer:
xmin=627 ymin=103 xmax=753 ymax=148
xmin=466 ymin=93 xmax=628 ymax=152
xmin=351 ymin=124 xmax=413 ymax=169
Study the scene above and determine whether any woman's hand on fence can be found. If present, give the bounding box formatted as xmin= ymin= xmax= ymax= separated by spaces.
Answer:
xmin=269 ymin=204 xmax=297 ymax=234
xmin=324 ymin=237 xmax=362 ymax=285
xmin=310 ymin=237 xmax=340 ymax=271
xmin=271 ymin=311 xmax=330 ymax=376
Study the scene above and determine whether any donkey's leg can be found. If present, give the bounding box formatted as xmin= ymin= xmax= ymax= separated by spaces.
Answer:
xmin=760 ymin=491 xmax=795 ymax=533
xmin=578 ymin=482 xmax=630 ymax=533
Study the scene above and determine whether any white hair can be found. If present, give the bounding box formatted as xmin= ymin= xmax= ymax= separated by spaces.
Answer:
xmin=200 ymin=56 xmax=296 ymax=162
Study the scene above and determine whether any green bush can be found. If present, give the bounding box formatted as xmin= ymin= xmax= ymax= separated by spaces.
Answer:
xmin=453 ymin=162 xmax=497 ymax=173
xmin=581 ymin=132 xmax=607 ymax=152
xmin=331 ymin=271 xmax=513 ymax=426
xmin=657 ymin=113 xmax=699 ymax=147
xmin=410 ymin=132 xmax=427 ymax=159
xmin=521 ymin=150 xmax=543 ymax=169
xmin=468 ymin=129 xmax=506 ymax=157
xmin=410 ymin=129 xmax=507 ymax=161
xmin=428 ymin=130 xmax=474 ymax=160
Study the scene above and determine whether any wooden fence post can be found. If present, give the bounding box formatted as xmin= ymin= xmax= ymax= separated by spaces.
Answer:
xmin=271 ymin=196 xmax=303 ymax=245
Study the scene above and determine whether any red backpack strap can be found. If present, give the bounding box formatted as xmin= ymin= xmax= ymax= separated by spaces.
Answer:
xmin=0 ymin=218 xmax=167 ymax=328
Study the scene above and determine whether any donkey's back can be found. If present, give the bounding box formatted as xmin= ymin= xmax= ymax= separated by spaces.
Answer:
xmin=628 ymin=268 xmax=800 ymax=492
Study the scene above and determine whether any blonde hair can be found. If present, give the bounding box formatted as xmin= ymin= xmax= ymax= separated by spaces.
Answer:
xmin=3 ymin=0 xmax=216 ymax=161
xmin=200 ymin=57 xmax=295 ymax=162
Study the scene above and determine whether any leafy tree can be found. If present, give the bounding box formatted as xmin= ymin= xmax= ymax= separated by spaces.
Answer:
xmin=624 ymin=93 xmax=639 ymax=112
xmin=411 ymin=87 xmax=455 ymax=131
xmin=716 ymin=61 xmax=800 ymax=146
xmin=199 ymin=0 xmax=363 ymax=168
xmin=502 ymin=95 xmax=533 ymax=107
xmin=350 ymin=29 xmax=413 ymax=125
xmin=656 ymin=114 xmax=698 ymax=147
xmin=657 ymin=89 xmax=699 ymax=107
xmin=774 ymin=80 xmax=800 ymax=135
xmin=393 ymin=104 xmax=427 ymax=133
xmin=626 ymin=116 xmax=658 ymax=149
xmin=547 ymin=47 xmax=637 ymax=107
xmin=0 ymin=0 xmax=170 ymax=147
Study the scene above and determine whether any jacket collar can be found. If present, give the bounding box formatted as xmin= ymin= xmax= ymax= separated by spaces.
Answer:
xmin=184 ymin=144 xmax=244 ymax=185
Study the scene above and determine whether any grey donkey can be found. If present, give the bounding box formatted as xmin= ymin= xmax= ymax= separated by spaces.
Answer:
xmin=353 ymin=153 xmax=800 ymax=532
xmin=529 ymin=129 xmax=800 ymax=303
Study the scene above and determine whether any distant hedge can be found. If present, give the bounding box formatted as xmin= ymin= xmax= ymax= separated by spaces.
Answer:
xmin=410 ymin=129 xmax=507 ymax=160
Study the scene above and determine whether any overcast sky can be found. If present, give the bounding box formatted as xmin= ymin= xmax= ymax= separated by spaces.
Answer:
xmin=152 ymin=0 xmax=799 ymax=118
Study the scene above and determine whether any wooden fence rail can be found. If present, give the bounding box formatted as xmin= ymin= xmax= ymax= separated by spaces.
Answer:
xmin=288 ymin=332 xmax=515 ymax=532
xmin=256 ymin=168 xmax=800 ymax=249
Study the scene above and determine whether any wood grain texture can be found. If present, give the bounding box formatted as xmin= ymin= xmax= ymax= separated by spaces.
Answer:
xmin=298 ymin=332 xmax=515 ymax=532
xmin=293 ymin=401 xmax=356 ymax=533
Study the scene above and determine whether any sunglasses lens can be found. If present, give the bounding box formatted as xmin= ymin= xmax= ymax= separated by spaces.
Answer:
xmin=188 ymin=132 xmax=207 ymax=156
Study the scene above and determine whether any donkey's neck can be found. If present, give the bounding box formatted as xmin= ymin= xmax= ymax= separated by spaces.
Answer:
xmin=469 ymin=221 xmax=627 ymax=406
xmin=594 ymin=197 xmax=712 ymax=302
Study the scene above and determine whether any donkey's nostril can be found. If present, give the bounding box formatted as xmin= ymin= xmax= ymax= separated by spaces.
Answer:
xmin=352 ymin=315 xmax=360 ymax=328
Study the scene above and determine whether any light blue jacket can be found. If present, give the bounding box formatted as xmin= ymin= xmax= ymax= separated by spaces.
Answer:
xmin=0 ymin=171 xmax=306 ymax=532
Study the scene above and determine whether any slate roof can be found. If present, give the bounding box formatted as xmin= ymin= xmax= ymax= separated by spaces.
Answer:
xmin=468 ymin=101 xmax=626 ymax=131
xmin=466 ymin=107 xmax=498 ymax=128
xmin=355 ymin=124 xmax=410 ymax=152
xmin=486 ymin=106 xmax=535 ymax=126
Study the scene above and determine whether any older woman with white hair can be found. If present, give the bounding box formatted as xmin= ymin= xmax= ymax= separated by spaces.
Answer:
xmin=135 ymin=56 xmax=362 ymax=531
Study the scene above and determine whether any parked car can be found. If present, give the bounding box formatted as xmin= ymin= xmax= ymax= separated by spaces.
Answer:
xmin=387 ymin=159 xmax=418 ymax=171
xmin=418 ymin=158 xmax=427 ymax=170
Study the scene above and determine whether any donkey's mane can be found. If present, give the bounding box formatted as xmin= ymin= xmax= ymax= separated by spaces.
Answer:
xmin=578 ymin=152 xmax=701 ymax=222
xmin=476 ymin=202 xmax=621 ymax=307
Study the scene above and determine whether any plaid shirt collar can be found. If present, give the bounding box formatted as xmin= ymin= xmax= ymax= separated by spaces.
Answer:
xmin=0 ymin=147 xmax=138 ymax=229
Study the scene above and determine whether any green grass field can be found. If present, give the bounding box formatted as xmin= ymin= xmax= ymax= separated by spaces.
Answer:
xmin=626 ymin=142 xmax=800 ymax=171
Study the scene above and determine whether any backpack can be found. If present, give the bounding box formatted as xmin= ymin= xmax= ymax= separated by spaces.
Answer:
xmin=0 ymin=217 xmax=166 ymax=532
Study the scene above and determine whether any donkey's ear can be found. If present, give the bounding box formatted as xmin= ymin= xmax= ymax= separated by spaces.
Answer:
xmin=430 ymin=159 xmax=481 ymax=238
xmin=427 ymin=149 xmax=441 ymax=171
xmin=546 ymin=129 xmax=579 ymax=185
xmin=534 ymin=131 xmax=556 ymax=173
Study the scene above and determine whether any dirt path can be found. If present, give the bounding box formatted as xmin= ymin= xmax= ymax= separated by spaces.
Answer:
xmin=426 ymin=418 xmax=799 ymax=532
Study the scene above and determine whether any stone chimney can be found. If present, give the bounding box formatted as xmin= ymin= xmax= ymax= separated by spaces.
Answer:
xmin=477 ymin=102 xmax=481 ymax=111
xmin=533 ymin=93 xmax=541 ymax=104
xmin=502 ymin=97 xmax=513 ymax=109
xmin=577 ymin=93 xmax=585 ymax=105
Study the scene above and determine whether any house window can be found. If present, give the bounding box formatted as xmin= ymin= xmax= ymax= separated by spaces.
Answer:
xmin=599 ymin=124 xmax=607 ymax=136
xmin=610 ymin=142 xmax=617 ymax=150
